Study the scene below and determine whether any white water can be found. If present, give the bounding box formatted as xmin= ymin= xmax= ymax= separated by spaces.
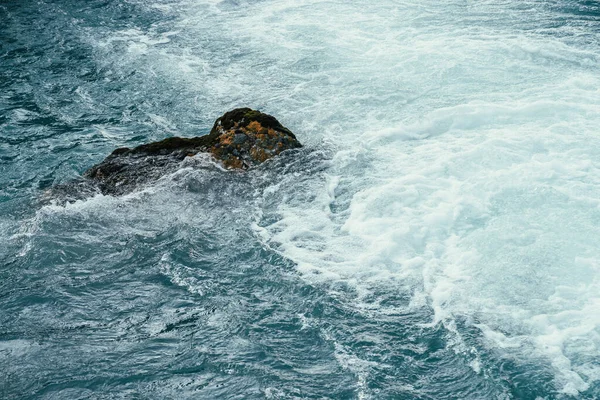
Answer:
xmin=88 ymin=0 xmax=600 ymax=395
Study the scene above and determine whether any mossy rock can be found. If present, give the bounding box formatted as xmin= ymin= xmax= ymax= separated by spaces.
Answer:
xmin=211 ymin=108 xmax=297 ymax=139
xmin=82 ymin=108 xmax=302 ymax=195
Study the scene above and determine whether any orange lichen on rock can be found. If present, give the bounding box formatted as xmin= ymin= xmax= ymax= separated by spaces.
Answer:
xmin=219 ymin=131 xmax=235 ymax=146
xmin=247 ymin=121 xmax=263 ymax=132
xmin=223 ymin=157 xmax=243 ymax=169
xmin=250 ymin=147 xmax=270 ymax=163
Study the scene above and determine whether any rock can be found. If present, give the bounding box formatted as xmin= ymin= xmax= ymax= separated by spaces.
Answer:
xmin=81 ymin=108 xmax=302 ymax=195
xmin=233 ymin=133 xmax=248 ymax=144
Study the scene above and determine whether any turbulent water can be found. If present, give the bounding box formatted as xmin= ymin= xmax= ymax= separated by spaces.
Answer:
xmin=2 ymin=0 xmax=600 ymax=398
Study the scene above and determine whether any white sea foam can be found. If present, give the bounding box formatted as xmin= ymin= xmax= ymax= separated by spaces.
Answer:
xmin=83 ymin=0 xmax=600 ymax=394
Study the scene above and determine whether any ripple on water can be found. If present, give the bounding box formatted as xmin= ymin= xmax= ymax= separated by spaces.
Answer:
xmin=1 ymin=0 xmax=600 ymax=398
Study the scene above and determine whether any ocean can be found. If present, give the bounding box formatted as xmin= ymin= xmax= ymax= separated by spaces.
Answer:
xmin=1 ymin=0 xmax=600 ymax=398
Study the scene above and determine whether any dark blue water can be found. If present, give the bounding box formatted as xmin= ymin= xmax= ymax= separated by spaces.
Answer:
xmin=2 ymin=1 xmax=600 ymax=398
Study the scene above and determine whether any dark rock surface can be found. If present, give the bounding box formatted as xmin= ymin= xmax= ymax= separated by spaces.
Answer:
xmin=78 ymin=108 xmax=302 ymax=196
xmin=43 ymin=109 xmax=302 ymax=201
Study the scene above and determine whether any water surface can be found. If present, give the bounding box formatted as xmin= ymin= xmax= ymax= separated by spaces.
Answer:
xmin=1 ymin=0 xmax=600 ymax=398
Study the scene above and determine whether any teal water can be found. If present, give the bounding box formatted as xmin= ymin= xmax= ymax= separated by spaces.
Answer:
xmin=2 ymin=1 xmax=600 ymax=398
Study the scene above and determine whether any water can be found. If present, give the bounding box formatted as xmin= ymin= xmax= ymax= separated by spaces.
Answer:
xmin=1 ymin=0 xmax=600 ymax=398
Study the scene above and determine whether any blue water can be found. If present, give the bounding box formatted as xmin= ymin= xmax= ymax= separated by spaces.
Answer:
xmin=2 ymin=0 xmax=600 ymax=398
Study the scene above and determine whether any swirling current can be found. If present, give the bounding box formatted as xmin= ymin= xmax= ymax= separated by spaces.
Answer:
xmin=1 ymin=0 xmax=600 ymax=399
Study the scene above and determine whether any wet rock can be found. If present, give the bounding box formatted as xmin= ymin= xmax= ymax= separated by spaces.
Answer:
xmin=80 ymin=108 xmax=302 ymax=195
xmin=233 ymin=133 xmax=248 ymax=144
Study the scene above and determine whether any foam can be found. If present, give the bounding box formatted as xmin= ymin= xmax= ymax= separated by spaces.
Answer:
xmin=218 ymin=1 xmax=600 ymax=395
xmin=74 ymin=0 xmax=600 ymax=394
